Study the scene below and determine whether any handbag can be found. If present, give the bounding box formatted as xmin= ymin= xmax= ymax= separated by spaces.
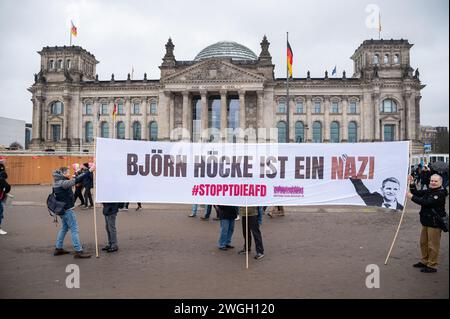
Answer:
xmin=46 ymin=193 xmax=66 ymax=217
xmin=432 ymin=209 xmax=449 ymax=233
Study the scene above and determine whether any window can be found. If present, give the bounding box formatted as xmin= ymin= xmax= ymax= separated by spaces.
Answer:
xmin=132 ymin=122 xmax=141 ymax=140
xmin=117 ymin=102 xmax=125 ymax=115
xmin=101 ymin=103 xmax=108 ymax=115
xmin=348 ymin=101 xmax=357 ymax=114
xmin=313 ymin=101 xmax=321 ymax=113
xmin=208 ymin=97 xmax=221 ymax=142
xmin=330 ymin=121 xmax=340 ymax=143
xmin=348 ymin=122 xmax=357 ymax=143
xmin=295 ymin=121 xmax=304 ymax=143
xmin=383 ymin=54 xmax=389 ymax=64
xmin=277 ymin=121 xmax=287 ymax=143
xmin=227 ymin=97 xmax=239 ymax=143
xmin=50 ymin=101 xmax=63 ymax=115
xmin=132 ymin=103 xmax=140 ymax=115
xmin=373 ymin=54 xmax=379 ymax=65
xmin=331 ymin=101 xmax=339 ymax=114
xmin=57 ymin=59 xmax=63 ymax=69
xmin=150 ymin=101 xmax=157 ymax=115
xmin=312 ymin=121 xmax=322 ymax=143
xmin=83 ymin=103 xmax=93 ymax=115
xmin=393 ymin=54 xmax=400 ymax=64
xmin=85 ymin=122 xmax=93 ymax=142
xmin=66 ymin=59 xmax=71 ymax=69
xmin=149 ymin=122 xmax=158 ymax=141
xmin=296 ymin=101 xmax=304 ymax=113
xmin=117 ymin=121 xmax=125 ymax=139
xmin=48 ymin=59 xmax=54 ymax=70
xmin=51 ymin=124 xmax=61 ymax=142
xmin=381 ymin=99 xmax=397 ymax=113
xmin=277 ymin=100 xmax=286 ymax=113
xmin=100 ymin=122 xmax=109 ymax=138
xmin=384 ymin=124 xmax=395 ymax=141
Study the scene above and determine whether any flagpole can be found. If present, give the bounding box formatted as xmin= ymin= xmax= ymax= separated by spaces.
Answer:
xmin=93 ymin=137 xmax=99 ymax=258
xmin=286 ymin=32 xmax=290 ymax=143
xmin=246 ymin=206 xmax=249 ymax=269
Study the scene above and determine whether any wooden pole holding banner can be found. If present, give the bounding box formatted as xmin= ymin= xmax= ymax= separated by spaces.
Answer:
xmin=384 ymin=141 xmax=412 ymax=265
xmin=93 ymin=137 xmax=99 ymax=258
xmin=246 ymin=206 xmax=249 ymax=269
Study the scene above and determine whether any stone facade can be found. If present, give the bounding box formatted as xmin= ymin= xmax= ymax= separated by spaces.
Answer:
xmin=28 ymin=37 xmax=425 ymax=154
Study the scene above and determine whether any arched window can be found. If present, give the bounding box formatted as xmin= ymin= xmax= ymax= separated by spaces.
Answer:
xmin=116 ymin=121 xmax=125 ymax=139
xmin=295 ymin=121 xmax=304 ymax=143
xmin=393 ymin=54 xmax=400 ymax=64
xmin=85 ymin=122 xmax=93 ymax=142
xmin=50 ymin=101 xmax=63 ymax=115
xmin=100 ymin=122 xmax=109 ymax=138
xmin=132 ymin=121 xmax=141 ymax=140
xmin=383 ymin=54 xmax=389 ymax=64
xmin=277 ymin=100 xmax=286 ymax=113
xmin=57 ymin=59 xmax=63 ymax=69
xmin=330 ymin=121 xmax=340 ymax=143
xmin=381 ymin=99 xmax=397 ymax=113
xmin=373 ymin=54 xmax=379 ymax=65
xmin=348 ymin=121 xmax=357 ymax=143
xmin=149 ymin=101 xmax=158 ymax=115
xmin=66 ymin=59 xmax=71 ymax=69
xmin=312 ymin=121 xmax=322 ymax=143
xmin=277 ymin=121 xmax=287 ymax=143
xmin=149 ymin=122 xmax=158 ymax=141
xmin=48 ymin=59 xmax=54 ymax=70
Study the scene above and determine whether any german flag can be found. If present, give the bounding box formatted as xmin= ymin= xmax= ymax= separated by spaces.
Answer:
xmin=287 ymin=40 xmax=293 ymax=78
xmin=112 ymin=103 xmax=117 ymax=121
xmin=71 ymin=20 xmax=77 ymax=37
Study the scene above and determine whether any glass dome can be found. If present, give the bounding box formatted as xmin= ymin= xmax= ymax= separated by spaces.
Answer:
xmin=194 ymin=41 xmax=257 ymax=61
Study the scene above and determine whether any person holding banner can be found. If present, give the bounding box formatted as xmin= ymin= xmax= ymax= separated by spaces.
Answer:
xmin=102 ymin=203 xmax=120 ymax=253
xmin=238 ymin=206 xmax=265 ymax=260
xmin=217 ymin=205 xmax=239 ymax=250
xmin=350 ymin=177 xmax=404 ymax=211
xmin=407 ymin=174 xmax=448 ymax=273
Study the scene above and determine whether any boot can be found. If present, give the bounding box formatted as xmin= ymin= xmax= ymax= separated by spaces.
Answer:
xmin=53 ymin=248 xmax=70 ymax=256
xmin=74 ymin=251 xmax=92 ymax=258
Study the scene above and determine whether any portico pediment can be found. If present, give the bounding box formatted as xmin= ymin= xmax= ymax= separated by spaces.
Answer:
xmin=380 ymin=114 xmax=400 ymax=121
xmin=162 ymin=59 xmax=265 ymax=84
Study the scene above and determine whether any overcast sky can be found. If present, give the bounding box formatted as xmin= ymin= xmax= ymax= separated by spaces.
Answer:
xmin=0 ymin=0 xmax=448 ymax=127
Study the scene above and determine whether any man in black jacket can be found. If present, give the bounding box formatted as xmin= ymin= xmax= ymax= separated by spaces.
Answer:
xmin=407 ymin=174 xmax=448 ymax=273
xmin=350 ymin=177 xmax=404 ymax=211
xmin=217 ymin=205 xmax=239 ymax=250
xmin=53 ymin=166 xmax=94 ymax=258
xmin=81 ymin=163 xmax=94 ymax=209
xmin=0 ymin=163 xmax=11 ymax=235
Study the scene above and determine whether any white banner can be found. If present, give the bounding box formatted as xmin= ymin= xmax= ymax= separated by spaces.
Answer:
xmin=95 ymin=138 xmax=409 ymax=209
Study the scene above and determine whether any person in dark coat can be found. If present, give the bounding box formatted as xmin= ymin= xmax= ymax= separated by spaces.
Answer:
xmin=81 ymin=163 xmax=94 ymax=209
xmin=407 ymin=174 xmax=448 ymax=273
xmin=102 ymin=203 xmax=120 ymax=252
xmin=350 ymin=177 xmax=404 ymax=211
xmin=216 ymin=205 xmax=239 ymax=250
xmin=238 ymin=206 xmax=265 ymax=260
xmin=0 ymin=163 xmax=11 ymax=235
xmin=419 ymin=166 xmax=431 ymax=190
xmin=73 ymin=167 xmax=85 ymax=207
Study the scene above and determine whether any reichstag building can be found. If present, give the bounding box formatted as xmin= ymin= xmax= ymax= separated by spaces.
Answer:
xmin=29 ymin=36 xmax=424 ymax=153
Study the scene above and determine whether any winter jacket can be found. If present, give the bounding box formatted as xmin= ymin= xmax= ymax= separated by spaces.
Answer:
xmin=217 ymin=205 xmax=239 ymax=220
xmin=410 ymin=184 xmax=448 ymax=228
xmin=52 ymin=170 xmax=88 ymax=211
xmin=81 ymin=169 xmax=94 ymax=189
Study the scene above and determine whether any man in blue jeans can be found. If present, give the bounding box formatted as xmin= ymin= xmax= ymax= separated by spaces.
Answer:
xmin=52 ymin=166 xmax=94 ymax=258
xmin=217 ymin=205 xmax=239 ymax=250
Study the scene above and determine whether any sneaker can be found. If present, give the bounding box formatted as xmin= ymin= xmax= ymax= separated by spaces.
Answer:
xmin=420 ymin=266 xmax=437 ymax=273
xmin=123 ymin=208 xmax=128 ymax=211
xmin=413 ymin=262 xmax=427 ymax=268
xmin=188 ymin=213 xmax=196 ymax=217
xmin=218 ymin=246 xmax=228 ymax=251
xmin=107 ymin=247 xmax=119 ymax=253
xmin=53 ymin=248 xmax=70 ymax=256
xmin=74 ymin=251 xmax=92 ymax=258
xmin=238 ymin=249 xmax=250 ymax=255
xmin=235 ymin=215 xmax=240 ymax=221
xmin=213 ymin=217 xmax=220 ymax=221
xmin=254 ymin=253 xmax=265 ymax=260
xmin=101 ymin=245 xmax=111 ymax=251
xmin=77 ymin=203 xmax=85 ymax=207
xmin=225 ymin=245 xmax=234 ymax=249
xmin=0 ymin=229 xmax=7 ymax=235
xmin=81 ymin=206 xmax=89 ymax=210
xmin=200 ymin=217 xmax=209 ymax=220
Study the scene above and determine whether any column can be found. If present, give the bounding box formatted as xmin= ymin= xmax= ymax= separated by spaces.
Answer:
xmin=220 ymin=90 xmax=227 ymax=142
xmin=239 ymin=90 xmax=246 ymax=131
xmin=323 ymin=97 xmax=330 ymax=142
xmin=31 ymin=98 xmax=40 ymax=140
xmin=200 ymin=90 xmax=208 ymax=142
xmin=256 ymin=91 xmax=264 ymax=142
xmin=109 ymin=99 xmax=115 ymax=138
xmin=182 ymin=91 xmax=190 ymax=141
xmin=342 ymin=96 xmax=348 ymax=142
xmin=306 ymin=96 xmax=312 ymax=142
xmin=125 ymin=97 xmax=131 ymax=139
xmin=142 ymin=98 xmax=148 ymax=140
xmin=288 ymin=96 xmax=295 ymax=143
xmin=372 ymin=93 xmax=380 ymax=141
xmin=93 ymin=98 xmax=99 ymax=139
xmin=39 ymin=97 xmax=47 ymax=141
xmin=63 ymin=95 xmax=71 ymax=140
xmin=168 ymin=93 xmax=175 ymax=141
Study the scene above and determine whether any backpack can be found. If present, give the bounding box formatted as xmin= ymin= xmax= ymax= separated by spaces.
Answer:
xmin=46 ymin=192 xmax=66 ymax=223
